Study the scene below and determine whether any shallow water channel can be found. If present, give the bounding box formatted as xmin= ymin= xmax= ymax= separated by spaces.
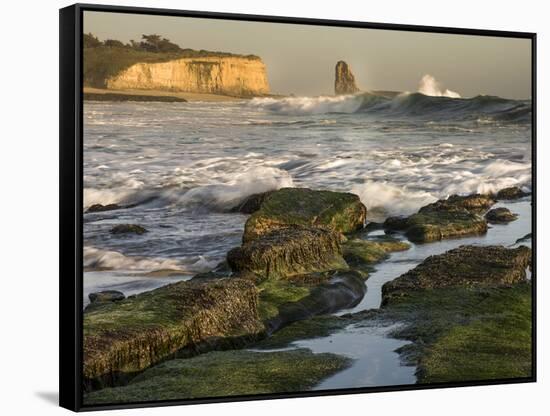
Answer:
xmin=253 ymin=199 xmax=531 ymax=390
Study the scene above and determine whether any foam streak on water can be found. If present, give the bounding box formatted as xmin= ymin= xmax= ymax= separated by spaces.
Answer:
xmin=83 ymin=98 xmax=531 ymax=290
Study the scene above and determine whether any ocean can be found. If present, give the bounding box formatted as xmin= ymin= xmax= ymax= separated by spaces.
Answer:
xmin=82 ymin=92 xmax=532 ymax=388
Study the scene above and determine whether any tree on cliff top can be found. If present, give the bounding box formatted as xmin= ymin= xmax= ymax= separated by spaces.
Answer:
xmin=134 ymin=34 xmax=182 ymax=53
xmin=83 ymin=33 xmax=102 ymax=48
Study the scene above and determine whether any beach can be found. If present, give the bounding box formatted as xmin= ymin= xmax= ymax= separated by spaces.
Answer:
xmin=84 ymin=87 xmax=246 ymax=102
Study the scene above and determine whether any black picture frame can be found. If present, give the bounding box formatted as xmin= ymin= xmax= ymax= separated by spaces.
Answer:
xmin=60 ymin=3 xmax=537 ymax=412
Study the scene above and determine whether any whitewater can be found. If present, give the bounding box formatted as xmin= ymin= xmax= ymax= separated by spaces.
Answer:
xmin=83 ymin=93 xmax=532 ymax=302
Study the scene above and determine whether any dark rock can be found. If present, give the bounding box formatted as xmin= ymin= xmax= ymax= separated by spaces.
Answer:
xmin=110 ymin=224 xmax=148 ymax=235
xmin=230 ymin=191 xmax=274 ymax=214
xmin=419 ymin=194 xmax=496 ymax=214
xmin=243 ymin=187 xmax=366 ymax=242
xmin=88 ymin=290 xmax=125 ymax=304
xmin=515 ymin=233 xmax=532 ymax=245
xmin=382 ymin=245 xmax=531 ymax=304
xmin=86 ymin=203 xmax=122 ymax=213
xmin=83 ymin=278 xmax=264 ymax=389
xmin=382 ymin=216 xmax=409 ymax=231
xmin=485 ymin=207 xmax=518 ymax=223
xmin=495 ymin=186 xmax=529 ymax=200
xmin=335 ymin=61 xmax=359 ymax=95
xmin=363 ymin=221 xmax=384 ymax=232
xmin=227 ymin=226 xmax=348 ymax=280
xmin=265 ymin=270 xmax=366 ymax=334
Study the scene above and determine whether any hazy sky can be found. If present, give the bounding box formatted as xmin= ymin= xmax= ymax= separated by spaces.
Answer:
xmin=84 ymin=11 xmax=531 ymax=99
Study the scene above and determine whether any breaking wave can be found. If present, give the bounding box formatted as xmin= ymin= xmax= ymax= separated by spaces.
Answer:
xmin=249 ymin=92 xmax=531 ymax=123
xmin=83 ymin=246 xmax=218 ymax=273
xmin=249 ymin=95 xmax=363 ymax=115
xmin=418 ymin=74 xmax=461 ymax=98
xmin=351 ymin=181 xmax=437 ymax=218
xmin=84 ymin=166 xmax=293 ymax=212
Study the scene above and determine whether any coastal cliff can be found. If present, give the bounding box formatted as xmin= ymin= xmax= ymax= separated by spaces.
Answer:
xmin=105 ymin=56 xmax=270 ymax=97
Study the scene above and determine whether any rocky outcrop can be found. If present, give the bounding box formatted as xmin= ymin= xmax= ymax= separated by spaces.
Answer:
xmin=110 ymin=224 xmax=148 ymax=235
xmin=495 ymin=186 xmax=529 ymax=200
xmin=419 ymin=194 xmax=495 ymax=214
xmin=485 ymin=207 xmax=518 ymax=223
xmin=84 ymin=349 xmax=350 ymax=404
xmin=384 ymin=193 xmax=493 ymax=243
xmin=227 ymin=226 xmax=348 ymax=280
xmin=106 ymin=56 xmax=270 ymax=97
xmin=86 ymin=290 xmax=126 ymax=312
xmin=88 ymin=290 xmax=125 ymax=304
xmin=335 ymin=61 xmax=359 ymax=95
xmin=264 ymin=271 xmax=366 ymax=334
xmin=243 ymin=188 xmax=366 ymax=242
xmin=382 ymin=245 xmax=531 ymax=304
xmin=342 ymin=238 xmax=410 ymax=266
xmin=86 ymin=203 xmax=122 ymax=213
xmin=83 ymin=278 xmax=264 ymax=390
xmin=230 ymin=191 xmax=274 ymax=214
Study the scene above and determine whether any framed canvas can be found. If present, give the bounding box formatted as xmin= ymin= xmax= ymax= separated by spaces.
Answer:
xmin=59 ymin=3 xmax=536 ymax=411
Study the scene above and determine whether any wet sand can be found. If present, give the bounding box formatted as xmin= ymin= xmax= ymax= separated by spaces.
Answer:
xmin=83 ymin=87 xmax=246 ymax=102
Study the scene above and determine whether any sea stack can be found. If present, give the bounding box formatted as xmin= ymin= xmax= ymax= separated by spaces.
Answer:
xmin=335 ymin=61 xmax=359 ymax=95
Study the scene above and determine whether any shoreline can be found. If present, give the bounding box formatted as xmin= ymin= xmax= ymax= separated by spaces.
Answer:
xmin=83 ymin=87 xmax=248 ymax=102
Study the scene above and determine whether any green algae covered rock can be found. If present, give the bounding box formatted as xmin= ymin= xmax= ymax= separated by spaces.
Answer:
xmin=243 ymin=188 xmax=366 ymax=242
xmin=403 ymin=209 xmax=487 ymax=242
xmin=495 ymin=186 xmax=529 ymax=200
xmin=264 ymin=270 xmax=366 ymax=333
xmin=342 ymin=238 xmax=410 ymax=266
xmin=84 ymin=348 xmax=351 ymax=405
xmin=382 ymin=245 xmax=531 ymax=304
xmin=485 ymin=207 xmax=518 ymax=223
xmin=83 ymin=278 xmax=264 ymax=390
xmin=383 ymin=193 xmax=493 ymax=243
xmin=89 ymin=290 xmax=125 ymax=304
xmin=230 ymin=191 xmax=274 ymax=214
xmin=419 ymin=193 xmax=495 ymax=214
xmin=227 ymin=226 xmax=348 ymax=280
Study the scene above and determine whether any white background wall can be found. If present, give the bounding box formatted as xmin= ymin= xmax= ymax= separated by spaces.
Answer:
xmin=0 ymin=0 xmax=547 ymax=414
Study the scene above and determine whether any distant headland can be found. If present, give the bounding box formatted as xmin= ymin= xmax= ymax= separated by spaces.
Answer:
xmin=83 ymin=33 xmax=270 ymax=101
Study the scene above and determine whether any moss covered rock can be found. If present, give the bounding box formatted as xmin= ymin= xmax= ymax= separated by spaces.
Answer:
xmin=385 ymin=210 xmax=488 ymax=243
xmin=89 ymin=290 xmax=125 ymax=304
xmin=83 ymin=278 xmax=264 ymax=390
xmin=382 ymin=245 xmax=531 ymax=304
xmin=495 ymin=186 xmax=529 ymax=200
xmin=243 ymin=188 xmax=366 ymax=242
xmin=230 ymin=191 xmax=274 ymax=214
xmin=342 ymin=238 xmax=410 ymax=266
xmin=265 ymin=271 xmax=366 ymax=334
xmin=257 ymin=279 xmax=312 ymax=322
xmin=86 ymin=290 xmax=126 ymax=312
xmin=383 ymin=194 xmax=493 ymax=243
xmin=84 ymin=348 xmax=351 ymax=404
xmin=227 ymin=226 xmax=348 ymax=280
xmin=419 ymin=194 xmax=495 ymax=213
xmin=485 ymin=207 xmax=518 ymax=223
xmin=371 ymin=284 xmax=533 ymax=383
